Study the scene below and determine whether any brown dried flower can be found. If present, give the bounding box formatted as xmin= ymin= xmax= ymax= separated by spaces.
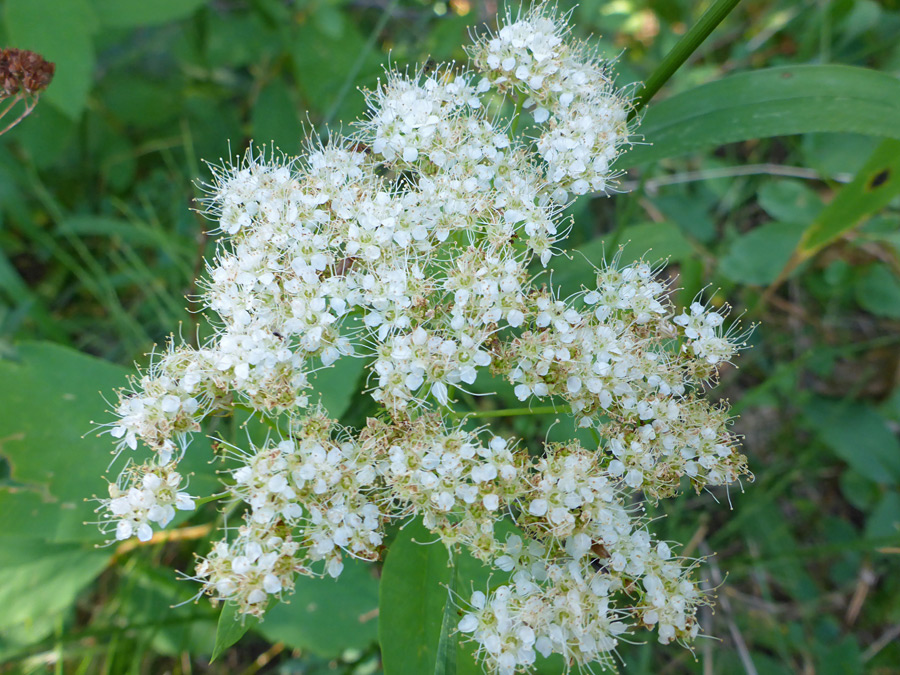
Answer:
xmin=0 ymin=48 xmax=55 ymax=98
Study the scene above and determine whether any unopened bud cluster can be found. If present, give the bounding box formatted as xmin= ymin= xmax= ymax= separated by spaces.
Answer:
xmin=94 ymin=5 xmax=750 ymax=672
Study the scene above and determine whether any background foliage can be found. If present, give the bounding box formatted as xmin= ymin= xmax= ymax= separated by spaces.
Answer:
xmin=1 ymin=0 xmax=899 ymax=673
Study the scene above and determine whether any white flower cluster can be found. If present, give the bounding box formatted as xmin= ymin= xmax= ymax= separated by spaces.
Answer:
xmin=457 ymin=443 xmax=706 ymax=673
xmin=95 ymin=3 xmax=752 ymax=670
xmin=468 ymin=4 xmax=631 ymax=199
xmin=99 ymin=462 xmax=195 ymax=542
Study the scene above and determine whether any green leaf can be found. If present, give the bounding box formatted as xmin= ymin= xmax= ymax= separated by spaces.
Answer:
xmin=554 ymin=222 xmax=694 ymax=295
xmin=0 ymin=342 xmax=217 ymax=543
xmin=434 ymin=555 xmax=458 ymax=675
xmin=258 ymin=559 xmax=379 ymax=657
xmin=757 ymin=181 xmax=823 ymax=223
xmin=212 ymin=603 xmax=259 ymax=662
xmin=379 ymin=520 xmax=564 ymax=675
xmin=794 ymin=138 xmax=900 ymax=260
xmin=0 ymin=538 xmax=109 ymax=632
xmin=615 ymin=221 xmax=695 ymax=266
xmin=719 ymin=222 xmax=807 ymax=286
xmin=315 ymin=356 xmax=367 ymax=420
xmin=3 ymin=0 xmax=96 ymax=119
xmin=620 ymin=66 xmax=900 ymax=169
xmin=252 ymin=81 xmax=302 ymax=153
xmin=865 ymin=491 xmax=900 ymax=541
xmin=290 ymin=20 xmax=382 ymax=122
xmin=0 ymin=342 xmax=127 ymax=542
xmin=805 ymin=398 xmax=900 ymax=485
xmin=380 ymin=520 xmax=453 ymax=675
xmin=90 ymin=0 xmax=209 ymax=28
xmin=855 ymin=264 xmax=900 ymax=319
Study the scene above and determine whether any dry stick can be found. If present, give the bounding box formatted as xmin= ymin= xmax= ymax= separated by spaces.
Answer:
xmin=0 ymin=97 xmax=37 ymax=136
xmin=862 ymin=622 xmax=900 ymax=663
xmin=112 ymin=523 xmax=213 ymax=561
xmin=0 ymin=92 xmax=24 ymax=120
xmin=844 ymin=563 xmax=877 ymax=626
xmin=699 ymin=541 xmax=759 ymax=675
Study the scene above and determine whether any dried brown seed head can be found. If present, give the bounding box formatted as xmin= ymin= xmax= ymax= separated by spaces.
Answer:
xmin=0 ymin=48 xmax=55 ymax=97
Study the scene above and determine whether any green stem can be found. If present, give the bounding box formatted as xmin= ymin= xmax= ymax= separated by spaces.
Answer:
xmin=232 ymin=402 xmax=279 ymax=429
xmin=509 ymin=92 xmax=526 ymax=136
xmin=453 ymin=404 xmax=572 ymax=419
xmin=194 ymin=493 xmax=230 ymax=506
xmin=323 ymin=0 xmax=400 ymax=127
xmin=629 ymin=0 xmax=742 ymax=120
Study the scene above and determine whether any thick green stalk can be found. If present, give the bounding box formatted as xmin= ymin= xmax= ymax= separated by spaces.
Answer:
xmin=629 ymin=0 xmax=742 ymax=119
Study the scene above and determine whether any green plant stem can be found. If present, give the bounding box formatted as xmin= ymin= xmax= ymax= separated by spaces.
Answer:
xmin=509 ymin=92 xmax=526 ymax=136
xmin=629 ymin=0 xmax=742 ymax=120
xmin=232 ymin=402 xmax=279 ymax=429
xmin=324 ymin=0 xmax=400 ymax=127
xmin=453 ymin=404 xmax=572 ymax=419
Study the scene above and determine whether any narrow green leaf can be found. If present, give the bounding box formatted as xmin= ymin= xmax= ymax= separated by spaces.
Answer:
xmin=434 ymin=556 xmax=458 ymax=675
xmin=621 ymin=66 xmax=900 ymax=169
xmin=211 ymin=603 xmax=259 ymax=662
xmin=795 ymin=138 xmax=900 ymax=258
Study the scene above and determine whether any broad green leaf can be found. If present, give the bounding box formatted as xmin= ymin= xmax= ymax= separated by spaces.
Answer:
xmin=719 ymin=222 xmax=806 ymax=286
xmin=794 ymin=138 xmax=900 ymax=259
xmin=212 ymin=603 xmax=259 ymax=662
xmin=252 ymin=81 xmax=303 ymax=153
xmin=615 ymin=221 xmax=695 ymax=266
xmin=0 ymin=342 xmax=217 ymax=543
xmin=620 ymin=66 xmax=900 ymax=168
xmin=205 ymin=11 xmax=276 ymax=68
xmin=757 ymin=181 xmax=823 ymax=223
xmin=2 ymin=104 xmax=75 ymax=168
xmin=865 ymin=491 xmax=900 ymax=541
xmin=258 ymin=559 xmax=379 ymax=657
xmin=290 ymin=20 xmax=382 ymax=122
xmin=380 ymin=520 xmax=453 ymax=675
xmin=813 ymin=635 xmax=863 ymax=675
xmin=0 ymin=538 xmax=109 ymax=634
xmin=90 ymin=0 xmax=209 ymax=27
xmin=0 ymin=342 xmax=127 ymax=542
xmin=114 ymin=559 xmax=217 ymax=657
xmin=380 ymin=520 xmax=564 ymax=675
xmin=805 ymin=398 xmax=900 ymax=485
xmin=314 ymin=355 xmax=367 ymax=420
xmin=855 ymin=264 xmax=900 ymax=319
xmin=555 ymin=222 xmax=694 ymax=295
xmin=3 ymin=0 xmax=96 ymax=119
xmin=801 ymin=133 xmax=880 ymax=177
